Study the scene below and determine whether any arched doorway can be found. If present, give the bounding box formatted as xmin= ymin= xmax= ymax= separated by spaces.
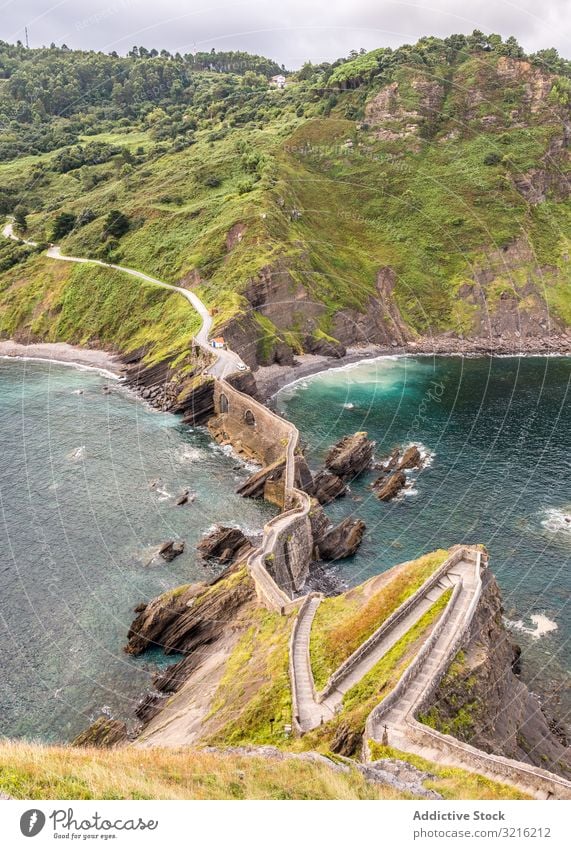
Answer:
xmin=244 ymin=409 xmax=256 ymax=427
xmin=219 ymin=393 xmax=229 ymax=414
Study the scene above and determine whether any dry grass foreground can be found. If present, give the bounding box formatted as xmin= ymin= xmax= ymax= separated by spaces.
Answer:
xmin=0 ymin=742 xmax=407 ymax=800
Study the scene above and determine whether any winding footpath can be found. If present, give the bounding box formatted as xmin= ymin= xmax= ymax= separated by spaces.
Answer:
xmin=2 ymin=220 xmax=244 ymax=378
xmin=290 ymin=546 xmax=571 ymax=799
xmin=291 ymin=548 xmax=475 ymax=733
xmin=2 ymin=218 xmax=309 ymax=611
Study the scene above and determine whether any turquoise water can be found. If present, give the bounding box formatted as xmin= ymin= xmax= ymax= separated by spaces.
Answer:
xmin=0 ymin=359 xmax=275 ymax=742
xmin=277 ymin=356 xmax=571 ymax=714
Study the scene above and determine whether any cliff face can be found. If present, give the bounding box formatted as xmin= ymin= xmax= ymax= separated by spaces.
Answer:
xmin=218 ymin=54 xmax=571 ymax=369
xmin=421 ymin=570 xmax=571 ymax=779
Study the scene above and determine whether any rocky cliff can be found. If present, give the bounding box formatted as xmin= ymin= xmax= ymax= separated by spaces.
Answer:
xmin=420 ymin=569 xmax=571 ymax=779
xmin=216 ymin=54 xmax=571 ymax=370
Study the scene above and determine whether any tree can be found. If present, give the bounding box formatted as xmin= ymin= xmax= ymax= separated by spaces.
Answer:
xmin=13 ymin=206 xmax=28 ymax=232
xmin=51 ymin=212 xmax=76 ymax=240
xmin=103 ymin=210 xmax=130 ymax=238
xmin=500 ymin=36 xmax=524 ymax=59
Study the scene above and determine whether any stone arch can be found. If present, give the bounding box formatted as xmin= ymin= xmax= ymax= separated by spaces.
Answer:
xmin=219 ymin=393 xmax=229 ymax=414
xmin=244 ymin=408 xmax=256 ymax=427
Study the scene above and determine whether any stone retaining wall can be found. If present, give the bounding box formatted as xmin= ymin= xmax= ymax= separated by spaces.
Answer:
xmin=213 ymin=375 xmax=313 ymax=606
xmin=289 ymin=593 xmax=321 ymax=735
xmin=212 ymin=380 xmax=291 ymax=470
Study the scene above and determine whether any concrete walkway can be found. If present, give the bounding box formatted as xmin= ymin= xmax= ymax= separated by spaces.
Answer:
xmin=292 ymin=597 xmax=334 ymax=729
xmin=365 ymin=552 xmax=571 ymax=800
xmin=292 ymin=558 xmax=469 ymax=733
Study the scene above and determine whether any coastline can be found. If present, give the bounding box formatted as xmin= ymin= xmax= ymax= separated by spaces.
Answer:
xmin=255 ymin=336 xmax=571 ymax=401
xmin=0 ymin=341 xmax=123 ymax=379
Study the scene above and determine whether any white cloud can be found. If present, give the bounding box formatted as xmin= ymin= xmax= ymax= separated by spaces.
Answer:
xmin=5 ymin=0 xmax=571 ymax=67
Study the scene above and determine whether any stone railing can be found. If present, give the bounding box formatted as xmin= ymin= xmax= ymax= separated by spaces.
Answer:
xmin=316 ymin=547 xmax=468 ymax=703
xmin=363 ymin=576 xmax=465 ymax=738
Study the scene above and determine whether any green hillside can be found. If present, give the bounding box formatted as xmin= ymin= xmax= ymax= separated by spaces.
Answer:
xmin=1 ymin=32 xmax=570 ymax=369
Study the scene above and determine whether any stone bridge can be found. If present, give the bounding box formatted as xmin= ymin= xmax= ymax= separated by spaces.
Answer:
xmin=212 ymin=377 xmax=313 ymax=607
xmin=7 ymin=219 xmax=569 ymax=797
xmin=2 ymin=218 xmax=314 ymax=613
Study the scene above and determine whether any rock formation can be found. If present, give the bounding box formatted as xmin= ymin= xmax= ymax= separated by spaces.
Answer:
xmin=373 ymin=470 xmax=407 ymax=501
xmin=314 ymin=516 xmax=366 ymax=561
xmin=325 ymin=432 xmax=375 ymax=480
xmin=309 ymin=500 xmax=365 ymax=561
xmin=121 ymin=347 xmax=215 ymax=420
xmin=72 ymin=717 xmax=128 ymax=748
xmin=377 ymin=443 xmax=423 ymax=472
xmin=236 ymin=458 xmax=286 ymax=499
xmin=197 ymin=525 xmax=253 ymax=565
xmin=125 ymin=562 xmax=254 ymax=656
xmin=175 ymin=489 xmax=193 ymax=506
xmin=312 ymin=470 xmax=347 ymax=504
xmin=159 ymin=540 xmax=185 ymax=562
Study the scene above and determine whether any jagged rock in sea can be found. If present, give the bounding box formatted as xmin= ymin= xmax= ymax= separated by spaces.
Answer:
xmin=373 ymin=470 xmax=407 ymax=501
xmin=376 ymin=443 xmax=423 ymax=472
xmin=420 ymin=570 xmax=571 ymax=780
xmin=312 ymin=470 xmax=347 ymax=504
xmin=236 ymin=458 xmax=286 ymax=499
xmin=308 ymin=500 xmax=365 ymax=561
xmin=325 ymin=432 xmax=375 ymax=480
xmin=125 ymin=562 xmax=254 ymax=656
xmin=175 ymin=489 xmax=195 ymax=506
xmin=397 ymin=444 xmax=422 ymax=470
xmin=72 ymin=716 xmax=128 ymax=748
xmin=314 ymin=516 xmax=366 ymax=561
xmin=159 ymin=540 xmax=185 ymax=562
xmin=135 ymin=692 xmax=168 ymax=724
xmin=197 ymin=525 xmax=253 ymax=565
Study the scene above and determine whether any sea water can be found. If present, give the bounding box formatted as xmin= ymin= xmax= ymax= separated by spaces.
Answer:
xmin=277 ymin=355 xmax=571 ymax=717
xmin=0 ymin=359 xmax=275 ymax=741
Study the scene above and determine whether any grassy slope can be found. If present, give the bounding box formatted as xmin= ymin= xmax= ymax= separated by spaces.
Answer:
xmin=0 ymin=256 xmax=200 ymax=366
xmin=205 ymin=556 xmax=456 ymax=755
xmin=0 ymin=742 xmax=405 ymax=800
xmin=309 ymin=549 xmax=449 ymax=690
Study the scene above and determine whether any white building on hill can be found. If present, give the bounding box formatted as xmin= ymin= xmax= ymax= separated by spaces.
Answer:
xmin=270 ymin=74 xmax=287 ymax=89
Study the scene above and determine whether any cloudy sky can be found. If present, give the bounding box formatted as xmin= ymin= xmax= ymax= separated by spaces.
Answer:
xmin=4 ymin=0 xmax=571 ymax=67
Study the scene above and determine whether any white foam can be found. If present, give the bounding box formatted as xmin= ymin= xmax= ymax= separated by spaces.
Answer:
xmin=176 ymin=445 xmax=207 ymax=464
xmin=413 ymin=442 xmax=435 ymax=470
xmin=541 ymin=508 xmax=571 ymax=536
xmin=0 ymin=354 xmax=119 ymax=380
xmin=506 ymin=613 xmax=558 ymax=640
xmin=67 ymin=445 xmax=86 ymax=462
xmin=212 ymin=441 xmax=261 ymax=473
xmin=343 ymin=402 xmax=356 ymax=409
